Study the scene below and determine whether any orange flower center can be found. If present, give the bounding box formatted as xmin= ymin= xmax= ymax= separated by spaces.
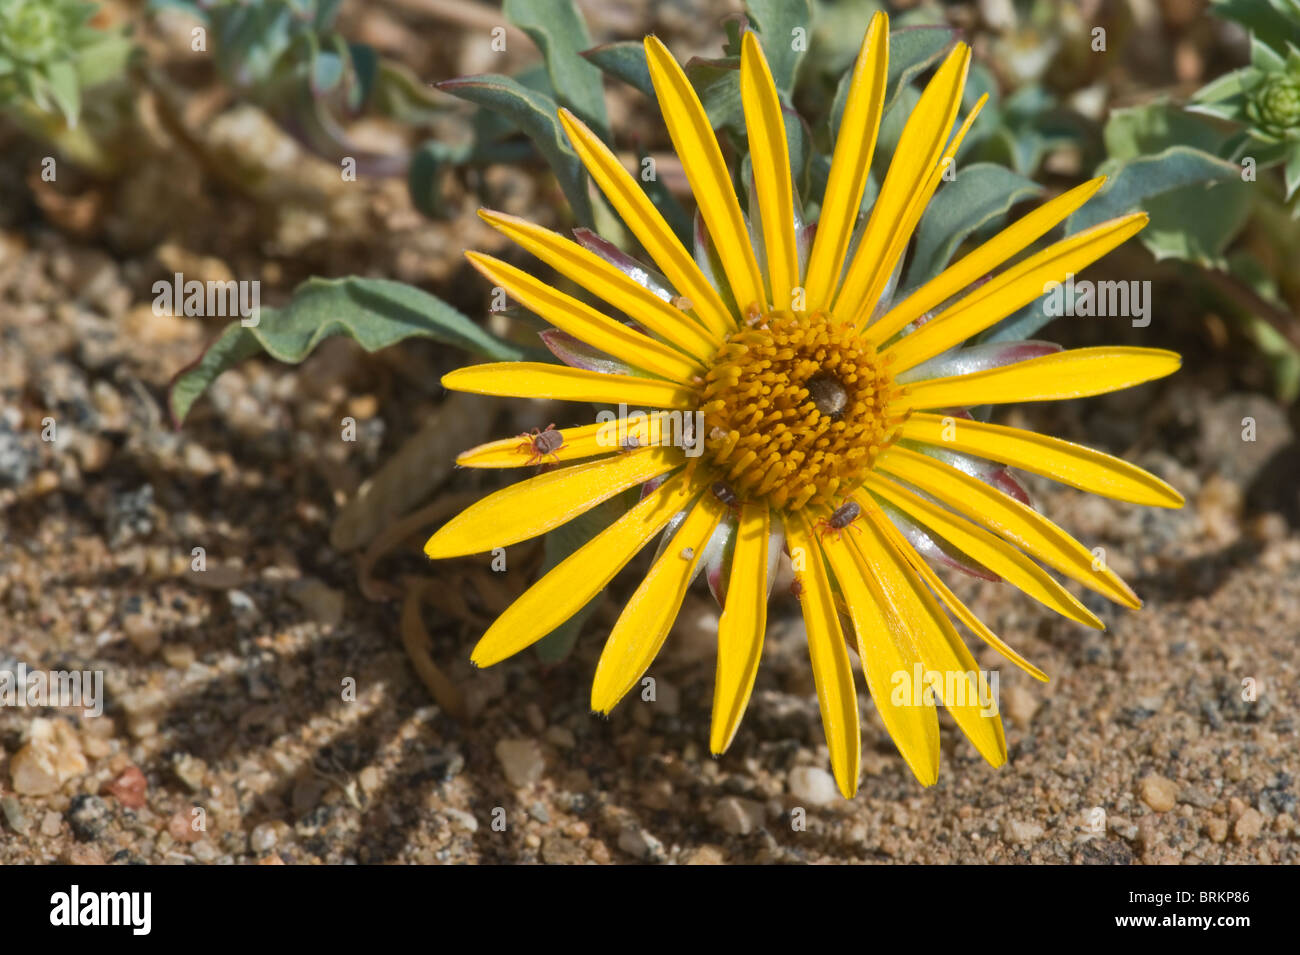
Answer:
xmin=696 ymin=311 xmax=906 ymax=511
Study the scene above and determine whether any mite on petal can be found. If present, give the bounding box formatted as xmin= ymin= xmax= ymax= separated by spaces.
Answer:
xmin=427 ymin=13 xmax=1182 ymax=799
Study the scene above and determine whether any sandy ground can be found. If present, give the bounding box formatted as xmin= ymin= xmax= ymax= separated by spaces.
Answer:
xmin=0 ymin=0 xmax=1297 ymax=865
xmin=2 ymin=213 xmax=1297 ymax=864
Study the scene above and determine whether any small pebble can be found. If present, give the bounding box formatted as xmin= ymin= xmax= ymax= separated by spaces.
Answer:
xmin=617 ymin=826 xmax=665 ymax=862
xmin=66 ymin=795 xmax=112 ymax=841
xmin=710 ymin=796 xmax=763 ymax=835
xmin=495 ymin=739 xmax=544 ymax=788
xmin=1002 ymin=818 xmax=1044 ymax=845
xmin=9 ymin=717 xmax=88 ymax=795
xmin=104 ymin=766 xmax=148 ymax=809
xmin=787 ymin=766 xmax=838 ymax=807
xmin=1233 ymin=808 xmax=1264 ymax=842
xmin=443 ymin=809 xmax=478 ymax=834
xmin=250 ymin=822 xmax=280 ymax=852
xmin=1139 ymin=774 xmax=1178 ymax=812
xmin=1 ymin=796 xmax=30 ymax=835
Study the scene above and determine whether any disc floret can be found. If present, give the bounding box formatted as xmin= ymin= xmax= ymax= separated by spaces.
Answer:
xmin=697 ymin=311 xmax=906 ymax=510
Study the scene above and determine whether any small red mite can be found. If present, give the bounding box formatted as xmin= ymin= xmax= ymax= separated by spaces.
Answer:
xmin=816 ymin=500 xmax=862 ymax=541
xmin=790 ymin=577 xmax=805 ymax=600
xmin=516 ymin=424 xmax=564 ymax=466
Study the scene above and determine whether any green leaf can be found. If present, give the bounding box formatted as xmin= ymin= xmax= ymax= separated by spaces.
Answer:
xmin=437 ymin=73 xmax=594 ymax=226
xmin=74 ymin=30 xmax=136 ymax=89
xmin=42 ymin=61 xmax=81 ymax=125
xmin=532 ymin=494 xmax=632 ymax=663
xmin=504 ymin=0 xmax=609 ymax=139
xmin=1211 ymin=0 xmax=1300 ymax=55
xmin=1136 ymin=180 xmax=1254 ymax=265
xmin=882 ymin=25 xmax=957 ymax=113
xmin=985 ymin=143 xmax=1251 ymax=344
xmin=1190 ymin=65 xmax=1256 ymax=113
xmin=582 ymin=41 xmax=654 ymax=100
xmin=169 ymin=277 xmax=522 ymax=425
xmin=870 ymin=82 xmax=920 ymax=183
xmin=973 ymin=85 xmax=1078 ymax=177
xmin=636 ymin=145 xmax=693 ymax=247
xmin=903 ymin=163 xmax=1042 ymax=292
xmin=744 ymin=0 xmax=812 ymax=95
xmin=959 ymin=61 xmax=1001 ymax=152
xmin=1287 ymin=141 xmax=1300 ymax=197
xmin=407 ymin=138 xmax=473 ymax=218
xmin=686 ymin=56 xmax=743 ymax=131
xmin=830 ymin=25 xmax=956 ymax=137
xmin=1087 ymin=135 xmax=1245 ymax=213
xmin=1067 ymin=145 xmax=1247 ymax=266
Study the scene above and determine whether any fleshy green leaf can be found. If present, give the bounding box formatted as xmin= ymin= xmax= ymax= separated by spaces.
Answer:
xmin=1286 ymin=141 xmax=1300 ymax=198
xmin=42 ymin=61 xmax=81 ymax=125
xmin=582 ymin=41 xmax=654 ymax=100
xmin=984 ymin=144 xmax=1250 ymax=343
xmin=1072 ymin=146 xmax=1243 ymax=230
xmin=686 ymin=56 xmax=743 ymax=131
xmin=169 ymin=277 xmax=522 ymax=425
xmin=1212 ymin=0 xmax=1300 ymax=55
xmin=1105 ymin=100 xmax=1228 ymax=159
xmin=744 ymin=0 xmax=812 ymax=95
xmin=831 ymin=25 xmax=956 ymax=136
xmin=407 ymin=138 xmax=473 ymax=218
xmin=903 ymin=163 xmax=1042 ymax=292
xmin=504 ymin=0 xmax=609 ymax=139
xmin=437 ymin=73 xmax=593 ymax=226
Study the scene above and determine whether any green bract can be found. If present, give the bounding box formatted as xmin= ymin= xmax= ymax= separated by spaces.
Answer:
xmin=0 ymin=0 xmax=113 ymax=123
xmin=1248 ymin=71 xmax=1300 ymax=137
xmin=0 ymin=0 xmax=85 ymax=63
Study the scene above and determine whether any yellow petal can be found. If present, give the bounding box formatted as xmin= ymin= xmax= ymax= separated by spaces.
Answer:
xmin=817 ymin=518 xmax=940 ymax=786
xmin=467 ymin=252 xmax=704 ymax=383
xmin=851 ymin=90 xmax=989 ymax=330
xmin=877 ymin=445 xmax=1141 ymax=609
xmin=591 ymin=492 xmax=726 ymax=711
xmin=833 ymin=43 xmax=970 ymax=326
xmin=710 ymin=502 xmax=770 ymax=754
xmin=424 ymin=447 xmax=679 ymax=558
xmin=898 ymin=346 xmax=1181 ymax=410
xmin=900 ymin=412 xmax=1185 ymax=508
xmin=871 ymin=505 xmax=1049 ymax=683
xmin=558 ymin=108 xmax=735 ymax=339
xmin=477 ymin=209 xmax=721 ymax=360
xmin=803 ymin=12 xmax=887 ymax=312
xmin=851 ymin=504 xmax=1006 ymax=768
xmin=644 ymin=36 xmax=767 ymax=316
xmin=859 ymin=477 xmax=1102 ymax=630
xmin=786 ymin=516 xmax=861 ymax=798
xmin=873 ymin=177 xmax=1107 ymax=343
xmin=882 ymin=213 xmax=1149 ymax=370
xmin=740 ymin=31 xmax=798 ymax=310
xmin=471 ymin=474 xmax=697 ymax=666
xmin=441 ymin=362 xmax=695 ymax=409
xmin=456 ymin=414 xmax=672 ymax=469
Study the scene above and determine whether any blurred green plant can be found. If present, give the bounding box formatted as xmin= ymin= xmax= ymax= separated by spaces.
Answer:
xmin=148 ymin=0 xmax=440 ymax=176
xmin=1190 ymin=0 xmax=1300 ymax=199
xmin=0 ymin=0 xmax=132 ymax=125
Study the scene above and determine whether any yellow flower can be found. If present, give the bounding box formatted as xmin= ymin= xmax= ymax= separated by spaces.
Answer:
xmin=425 ymin=13 xmax=1183 ymax=797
